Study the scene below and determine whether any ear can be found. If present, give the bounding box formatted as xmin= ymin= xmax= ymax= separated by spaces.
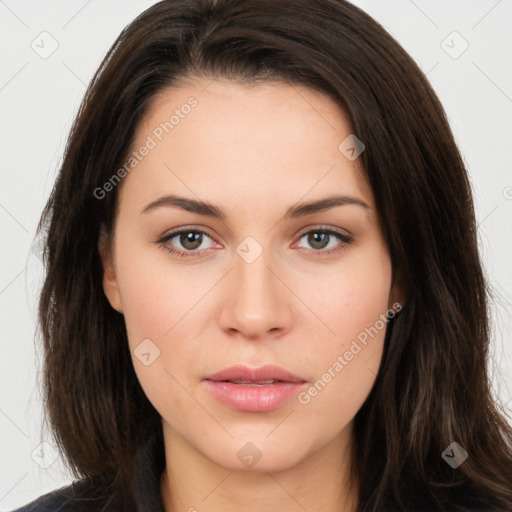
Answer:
xmin=98 ymin=223 xmax=123 ymax=313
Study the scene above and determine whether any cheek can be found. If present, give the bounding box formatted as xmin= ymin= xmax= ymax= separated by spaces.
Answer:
xmin=313 ymin=243 xmax=393 ymax=344
xmin=115 ymin=253 xmax=202 ymax=420
xmin=113 ymin=233 xmax=219 ymax=400
xmin=297 ymin=245 xmax=392 ymax=413
xmin=114 ymin=232 xmax=195 ymax=345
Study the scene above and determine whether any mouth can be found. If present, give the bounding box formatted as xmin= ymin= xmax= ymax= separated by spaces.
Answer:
xmin=221 ymin=379 xmax=284 ymax=386
xmin=203 ymin=363 xmax=307 ymax=384
xmin=203 ymin=364 xmax=308 ymax=412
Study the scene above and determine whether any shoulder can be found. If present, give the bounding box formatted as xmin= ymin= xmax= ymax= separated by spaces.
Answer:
xmin=9 ymin=479 xmax=114 ymax=512
xmin=10 ymin=487 xmax=71 ymax=511
xmin=11 ymin=431 xmax=166 ymax=512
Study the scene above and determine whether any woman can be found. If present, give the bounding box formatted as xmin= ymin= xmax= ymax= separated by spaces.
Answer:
xmin=12 ymin=0 xmax=512 ymax=510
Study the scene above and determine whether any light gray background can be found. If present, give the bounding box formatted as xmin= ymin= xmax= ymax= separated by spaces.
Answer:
xmin=1 ymin=0 xmax=511 ymax=509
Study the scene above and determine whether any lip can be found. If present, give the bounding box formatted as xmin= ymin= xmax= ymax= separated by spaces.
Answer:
xmin=204 ymin=364 xmax=307 ymax=383
xmin=203 ymin=364 xmax=308 ymax=412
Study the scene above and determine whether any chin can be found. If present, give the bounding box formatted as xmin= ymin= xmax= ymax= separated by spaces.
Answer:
xmin=202 ymin=436 xmax=311 ymax=474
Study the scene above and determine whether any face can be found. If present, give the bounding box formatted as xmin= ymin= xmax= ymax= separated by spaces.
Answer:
xmin=100 ymin=78 xmax=401 ymax=474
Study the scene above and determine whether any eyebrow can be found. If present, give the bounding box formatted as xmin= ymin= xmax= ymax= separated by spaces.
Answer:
xmin=140 ymin=194 xmax=369 ymax=219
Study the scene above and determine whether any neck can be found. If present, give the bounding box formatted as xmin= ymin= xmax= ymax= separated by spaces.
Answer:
xmin=160 ymin=421 xmax=358 ymax=512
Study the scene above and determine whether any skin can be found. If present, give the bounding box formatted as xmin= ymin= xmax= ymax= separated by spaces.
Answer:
xmin=99 ymin=78 xmax=403 ymax=512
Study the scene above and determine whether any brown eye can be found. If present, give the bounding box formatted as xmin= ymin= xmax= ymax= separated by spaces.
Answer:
xmin=306 ymin=232 xmax=330 ymax=250
xmin=178 ymin=231 xmax=203 ymax=250
xmin=157 ymin=228 xmax=216 ymax=257
xmin=296 ymin=228 xmax=352 ymax=254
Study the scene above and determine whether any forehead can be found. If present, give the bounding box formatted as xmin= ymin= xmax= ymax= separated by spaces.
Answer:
xmin=121 ymin=79 xmax=373 ymax=210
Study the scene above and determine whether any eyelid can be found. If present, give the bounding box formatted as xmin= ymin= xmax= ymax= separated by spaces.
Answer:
xmin=294 ymin=224 xmax=352 ymax=240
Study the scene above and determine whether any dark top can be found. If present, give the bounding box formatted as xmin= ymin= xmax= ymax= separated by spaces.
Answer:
xmin=9 ymin=432 xmax=166 ymax=511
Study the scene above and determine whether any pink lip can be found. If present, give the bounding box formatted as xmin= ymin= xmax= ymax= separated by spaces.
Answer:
xmin=204 ymin=364 xmax=306 ymax=383
xmin=203 ymin=364 xmax=308 ymax=412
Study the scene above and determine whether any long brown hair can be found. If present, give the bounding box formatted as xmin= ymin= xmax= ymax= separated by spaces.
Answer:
xmin=36 ymin=0 xmax=512 ymax=510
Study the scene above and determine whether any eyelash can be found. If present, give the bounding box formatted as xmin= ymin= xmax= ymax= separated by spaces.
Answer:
xmin=155 ymin=226 xmax=353 ymax=258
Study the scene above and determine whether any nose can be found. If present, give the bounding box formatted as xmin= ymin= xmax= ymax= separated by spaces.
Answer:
xmin=217 ymin=242 xmax=293 ymax=341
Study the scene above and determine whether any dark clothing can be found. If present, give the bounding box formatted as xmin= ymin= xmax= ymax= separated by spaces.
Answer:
xmin=9 ymin=432 xmax=166 ymax=511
